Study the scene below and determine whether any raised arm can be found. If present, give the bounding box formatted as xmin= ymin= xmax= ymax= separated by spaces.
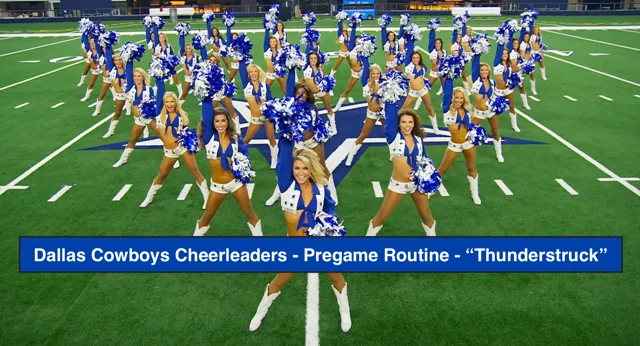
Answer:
xmin=428 ymin=29 xmax=436 ymax=52
xmin=155 ymin=78 xmax=165 ymax=115
xmin=322 ymin=186 xmax=337 ymax=216
xmin=201 ymin=99 xmax=214 ymax=144
xmin=276 ymin=139 xmax=294 ymax=192
xmin=263 ymin=27 xmax=270 ymax=52
xmin=384 ymin=100 xmax=399 ymax=144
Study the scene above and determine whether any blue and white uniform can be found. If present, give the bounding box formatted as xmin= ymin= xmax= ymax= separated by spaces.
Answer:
xmin=362 ymin=81 xmax=384 ymax=120
xmin=443 ymin=108 xmax=475 ymax=152
xmin=181 ymin=54 xmax=200 ymax=83
xmin=303 ymin=65 xmax=327 ymax=98
xmin=157 ymin=112 xmax=188 ymax=158
xmin=243 ymin=81 xmax=273 ymax=124
xmin=109 ymin=66 xmax=128 ymax=101
xmin=471 ymin=78 xmax=496 ymax=119
xmin=204 ymin=133 xmax=251 ymax=194
xmin=404 ymin=63 xmax=431 ymax=97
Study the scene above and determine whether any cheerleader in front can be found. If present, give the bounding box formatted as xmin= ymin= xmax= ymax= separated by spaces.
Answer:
xmin=366 ymin=74 xmax=439 ymax=237
xmin=192 ymin=107 xmax=262 ymax=237
xmin=346 ymin=63 xmax=384 ymax=166
xmin=139 ymin=91 xmax=209 ymax=208
xmin=249 ymin=138 xmax=350 ymax=333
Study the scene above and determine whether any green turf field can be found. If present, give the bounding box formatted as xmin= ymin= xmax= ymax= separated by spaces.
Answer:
xmin=1 ymin=14 xmax=639 ymax=346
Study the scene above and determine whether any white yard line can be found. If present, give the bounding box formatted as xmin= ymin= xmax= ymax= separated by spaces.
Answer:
xmin=0 ymin=113 xmax=114 ymax=196
xmin=47 ymin=185 xmax=74 ymax=202
xmin=529 ymin=96 xmax=540 ymax=102
xmin=177 ymin=184 xmax=192 ymax=200
xmin=516 ymin=109 xmax=640 ymax=197
xmin=544 ymin=55 xmax=640 ymax=88
xmin=546 ymin=30 xmax=640 ymax=52
xmin=371 ymin=181 xmax=383 ymax=198
xmin=598 ymin=95 xmax=613 ymax=101
xmin=564 ymin=95 xmax=577 ymax=102
xmin=14 ymin=102 xmax=29 ymax=109
xmin=555 ymin=179 xmax=579 ymax=195
xmin=494 ymin=180 xmax=514 ymax=196
xmin=113 ymin=184 xmax=132 ymax=201
xmin=51 ymin=102 xmax=65 ymax=109
xmin=305 ymin=273 xmax=320 ymax=346
xmin=0 ymin=37 xmax=77 ymax=58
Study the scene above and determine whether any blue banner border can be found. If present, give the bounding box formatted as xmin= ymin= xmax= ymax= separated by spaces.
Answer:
xmin=18 ymin=236 xmax=624 ymax=274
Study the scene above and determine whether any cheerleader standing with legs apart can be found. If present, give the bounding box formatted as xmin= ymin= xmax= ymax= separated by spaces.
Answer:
xmin=531 ymin=26 xmax=547 ymax=80
xmin=328 ymin=12 xmax=349 ymax=77
xmin=401 ymin=50 xmax=440 ymax=134
xmin=379 ymin=14 xmax=403 ymax=73
xmin=493 ymin=22 xmax=522 ymax=133
xmin=80 ymin=39 xmax=102 ymax=102
xmin=77 ymin=18 xmax=93 ymax=87
xmin=102 ymin=54 xmax=128 ymax=138
xmin=140 ymin=90 xmax=209 ymax=208
xmin=366 ymin=72 xmax=439 ymax=237
xmin=92 ymin=31 xmax=120 ymax=116
xmin=334 ymin=14 xmax=364 ymax=113
xmin=263 ymin=32 xmax=286 ymax=93
xmin=249 ymin=131 xmax=350 ymax=333
xmin=178 ymin=44 xmax=200 ymax=103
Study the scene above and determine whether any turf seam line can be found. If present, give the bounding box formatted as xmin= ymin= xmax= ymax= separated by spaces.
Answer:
xmin=546 ymin=30 xmax=640 ymax=52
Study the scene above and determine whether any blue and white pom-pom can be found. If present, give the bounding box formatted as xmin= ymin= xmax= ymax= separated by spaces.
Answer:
xmin=506 ymin=19 xmax=521 ymax=33
xmin=149 ymin=55 xmax=180 ymax=81
xmin=143 ymin=15 xmax=153 ymax=27
xmin=78 ymin=18 xmax=93 ymax=34
xmin=394 ymin=52 xmax=406 ymax=67
xmin=222 ymin=11 xmax=235 ymax=27
xmin=403 ymin=23 xmax=422 ymax=41
xmin=470 ymin=34 xmax=491 ymax=55
xmin=493 ymin=24 xmax=510 ymax=45
xmin=348 ymin=12 xmax=363 ymax=28
xmin=377 ymin=14 xmax=392 ymax=28
xmin=488 ymin=95 xmax=509 ymax=114
xmin=120 ymin=42 xmax=145 ymax=62
xmin=261 ymin=97 xmax=314 ymax=142
xmin=175 ymin=22 xmax=191 ymax=36
xmin=350 ymin=33 xmax=377 ymax=60
xmin=532 ymin=52 xmax=543 ymax=63
xmin=427 ymin=18 xmax=441 ymax=31
xmin=466 ymin=124 xmax=487 ymax=146
xmin=232 ymin=152 xmax=255 ymax=184
xmin=139 ymin=96 xmax=157 ymax=120
xmin=90 ymin=22 xmax=106 ymax=38
xmin=305 ymin=211 xmax=347 ymax=237
xmin=223 ymin=81 xmax=237 ymax=98
xmin=378 ymin=70 xmax=409 ymax=103
xmin=228 ymin=34 xmax=253 ymax=63
xmin=319 ymin=75 xmax=336 ymax=93
xmin=400 ymin=13 xmax=411 ymax=26
xmin=519 ymin=59 xmax=535 ymax=75
xmin=99 ymin=30 xmax=120 ymax=47
xmin=506 ymin=72 xmax=522 ymax=90
xmin=176 ymin=128 xmax=200 ymax=154
xmin=336 ymin=10 xmax=348 ymax=22
xmin=274 ymin=44 xmax=307 ymax=77
xmin=438 ymin=55 xmax=466 ymax=80
xmin=192 ymin=31 xmax=208 ymax=50
xmin=303 ymin=11 xmax=316 ymax=26
xmin=202 ymin=10 xmax=215 ymax=23
xmin=300 ymin=29 xmax=320 ymax=47
xmin=191 ymin=62 xmax=226 ymax=101
xmin=411 ymin=156 xmax=442 ymax=195
xmin=318 ymin=51 xmax=329 ymax=65
xmin=540 ymin=43 xmax=548 ymax=52
xmin=263 ymin=14 xmax=277 ymax=30
xmin=312 ymin=116 xmax=334 ymax=144
xmin=152 ymin=16 xmax=165 ymax=29
xmin=269 ymin=4 xmax=280 ymax=17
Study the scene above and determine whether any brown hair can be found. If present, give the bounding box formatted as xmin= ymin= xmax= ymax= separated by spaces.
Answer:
xmin=295 ymin=82 xmax=317 ymax=110
xmin=196 ymin=107 xmax=237 ymax=149
xmin=398 ymin=108 xmax=426 ymax=138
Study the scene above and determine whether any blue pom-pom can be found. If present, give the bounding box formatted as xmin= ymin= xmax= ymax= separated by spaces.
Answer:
xmin=202 ymin=10 xmax=215 ymax=23
xmin=176 ymin=128 xmax=199 ymax=154
xmin=427 ymin=18 xmax=441 ymax=31
xmin=348 ymin=12 xmax=363 ymax=28
xmin=377 ymin=14 xmax=392 ymax=28
xmin=520 ymin=59 xmax=535 ymax=75
xmin=351 ymin=33 xmax=377 ymax=59
xmin=305 ymin=211 xmax=347 ymax=237
xmin=261 ymin=97 xmax=314 ymax=142
xmin=466 ymin=124 xmax=487 ymax=146
xmin=191 ymin=62 xmax=226 ymax=101
xmin=400 ymin=13 xmax=411 ymax=26
xmin=78 ymin=18 xmax=93 ymax=35
xmin=274 ymin=44 xmax=306 ymax=77
xmin=143 ymin=15 xmax=153 ymax=27
xmin=223 ymin=82 xmax=237 ymax=98
xmin=438 ymin=55 xmax=466 ymax=80
xmin=140 ymin=97 xmax=157 ymax=120
xmin=335 ymin=10 xmax=348 ymax=22
xmin=411 ymin=156 xmax=442 ymax=195
xmin=232 ymin=152 xmax=255 ymax=184
xmin=228 ymin=34 xmax=253 ymax=62
xmin=152 ymin=16 xmax=165 ymax=29
xmin=532 ymin=52 xmax=543 ymax=63
xmin=222 ymin=11 xmax=235 ymax=27
xmin=312 ymin=116 xmax=334 ymax=144
xmin=319 ymin=75 xmax=336 ymax=93
xmin=506 ymin=72 xmax=522 ymax=90
xmin=488 ymin=95 xmax=509 ymax=115
xmin=303 ymin=11 xmax=317 ymax=26
xmin=175 ymin=22 xmax=191 ymax=36
xmin=378 ymin=70 xmax=409 ymax=103
xmin=301 ymin=29 xmax=320 ymax=46
xmin=192 ymin=31 xmax=208 ymax=50
xmin=120 ymin=42 xmax=146 ymax=62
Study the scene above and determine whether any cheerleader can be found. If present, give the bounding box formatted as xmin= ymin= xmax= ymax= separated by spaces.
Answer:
xmin=242 ymin=64 xmax=278 ymax=169
xmin=328 ymin=24 xmax=349 ymax=77
xmin=450 ymin=33 xmax=470 ymax=94
xmin=139 ymin=92 xmax=208 ymax=208
xmin=428 ymin=37 xmax=446 ymax=96
xmin=531 ymin=26 xmax=547 ymax=80
xmin=153 ymin=33 xmax=182 ymax=95
xmin=264 ymin=33 xmax=286 ymax=93
xmin=92 ymin=40 xmax=117 ymax=116
xmin=509 ymin=38 xmax=531 ymax=111
xmin=438 ymin=86 xmax=481 ymax=205
xmin=80 ymin=39 xmax=102 ymax=102
xmin=471 ymin=62 xmax=504 ymax=162
xmin=365 ymin=104 xmax=437 ymax=236
xmin=208 ymin=55 xmax=241 ymax=134
xmin=519 ymin=31 xmax=537 ymax=95
xmin=304 ymin=52 xmax=337 ymax=131
xmin=249 ymin=138 xmax=351 ymax=333
xmin=112 ymin=67 xmax=157 ymax=167
xmin=226 ymin=30 xmax=240 ymax=82
xmin=493 ymin=42 xmax=521 ymax=132
xmin=77 ymin=24 xmax=92 ymax=87
xmin=193 ymin=107 xmax=262 ymax=237
xmin=401 ymin=51 xmax=440 ymax=134
xmin=273 ymin=21 xmax=287 ymax=47
xmin=102 ymin=55 xmax=127 ymax=138
xmin=383 ymin=30 xmax=403 ymax=72
xmin=178 ymin=43 xmax=200 ymax=103
xmin=346 ymin=64 xmax=384 ymax=166
xmin=210 ymin=27 xmax=230 ymax=70
xmin=334 ymin=32 xmax=363 ymax=113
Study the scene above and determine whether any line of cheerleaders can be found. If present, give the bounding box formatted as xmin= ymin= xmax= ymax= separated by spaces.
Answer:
xmin=74 ymin=7 xmax=546 ymax=333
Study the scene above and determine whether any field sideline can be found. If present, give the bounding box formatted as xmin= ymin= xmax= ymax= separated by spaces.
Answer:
xmin=0 ymin=14 xmax=639 ymax=346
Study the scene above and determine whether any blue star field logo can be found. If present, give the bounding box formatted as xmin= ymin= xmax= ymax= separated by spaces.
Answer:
xmin=80 ymin=100 xmax=547 ymax=186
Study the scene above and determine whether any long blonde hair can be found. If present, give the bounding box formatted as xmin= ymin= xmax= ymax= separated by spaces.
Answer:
xmin=133 ymin=67 xmax=150 ymax=86
xmin=450 ymin=87 xmax=473 ymax=117
xmin=293 ymin=148 xmax=328 ymax=186
xmin=247 ymin=64 xmax=266 ymax=82
xmin=479 ymin=62 xmax=491 ymax=80
xmin=157 ymin=92 xmax=189 ymax=126
xmin=368 ymin=63 xmax=382 ymax=92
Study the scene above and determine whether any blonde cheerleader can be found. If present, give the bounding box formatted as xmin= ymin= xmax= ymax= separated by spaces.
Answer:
xmin=242 ymin=64 xmax=278 ymax=169
xmin=178 ymin=43 xmax=200 ymax=103
xmin=139 ymin=92 xmax=208 ymax=208
xmin=531 ymin=26 xmax=547 ymax=80
xmin=328 ymin=24 xmax=349 ymax=77
xmin=346 ymin=64 xmax=384 ymax=166
xmin=102 ymin=55 xmax=128 ymax=138
xmin=264 ymin=34 xmax=286 ymax=93
xmin=153 ymin=33 xmax=182 ymax=94
xmin=471 ymin=62 xmax=504 ymax=162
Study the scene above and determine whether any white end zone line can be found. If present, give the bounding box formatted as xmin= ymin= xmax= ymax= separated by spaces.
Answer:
xmin=0 ymin=113 xmax=114 ymax=196
xmin=305 ymin=273 xmax=320 ymax=346
xmin=515 ymin=108 xmax=640 ymax=197
xmin=0 ymin=37 xmax=78 ymax=58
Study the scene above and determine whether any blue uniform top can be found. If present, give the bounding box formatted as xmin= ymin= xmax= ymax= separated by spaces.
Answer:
xmin=384 ymin=102 xmax=427 ymax=172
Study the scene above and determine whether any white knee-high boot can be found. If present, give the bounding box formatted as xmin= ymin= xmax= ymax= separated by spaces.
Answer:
xmin=494 ymin=138 xmax=504 ymax=162
xmin=429 ymin=115 xmax=440 ymax=135
xmin=248 ymin=220 xmax=263 ymax=236
xmin=332 ymin=283 xmax=352 ymax=332
xmin=531 ymin=80 xmax=537 ymax=95
xmin=540 ymin=67 xmax=547 ymax=80
xmin=467 ymin=174 xmax=481 ymax=205
xmin=422 ymin=220 xmax=437 ymax=236
xmin=334 ymin=97 xmax=347 ymax=112
xmin=124 ymin=100 xmax=132 ymax=115
xmin=197 ymin=180 xmax=209 ymax=210
xmin=103 ymin=120 xmax=119 ymax=138
xmin=265 ymin=185 xmax=280 ymax=206
xmin=520 ymin=92 xmax=531 ymax=110
xmin=269 ymin=144 xmax=278 ymax=169
xmin=113 ymin=147 xmax=134 ymax=167
xmin=509 ymin=112 xmax=520 ymax=133
xmin=366 ymin=220 xmax=383 ymax=236
xmin=143 ymin=125 xmax=150 ymax=138
xmin=193 ymin=220 xmax=210 ymax=236
xmin=140 ymin=184 xmax=162 ymax=208
xmin=80 ymin=88 xmax=93 ymax=102
xmin=92 ymin=100 xmax=103 ymax=116
xmin=346 ymin=142 xmax=362 ymax=166
xmin=77 ymin=74 xmax=87 ymax=87
xmin=177 ymin=83 xmax=183 ymax=98
xmin=109 ymin=86 xmax=116 ymax=101
xmin=249 ymin=284 xmax=281 ymax=332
